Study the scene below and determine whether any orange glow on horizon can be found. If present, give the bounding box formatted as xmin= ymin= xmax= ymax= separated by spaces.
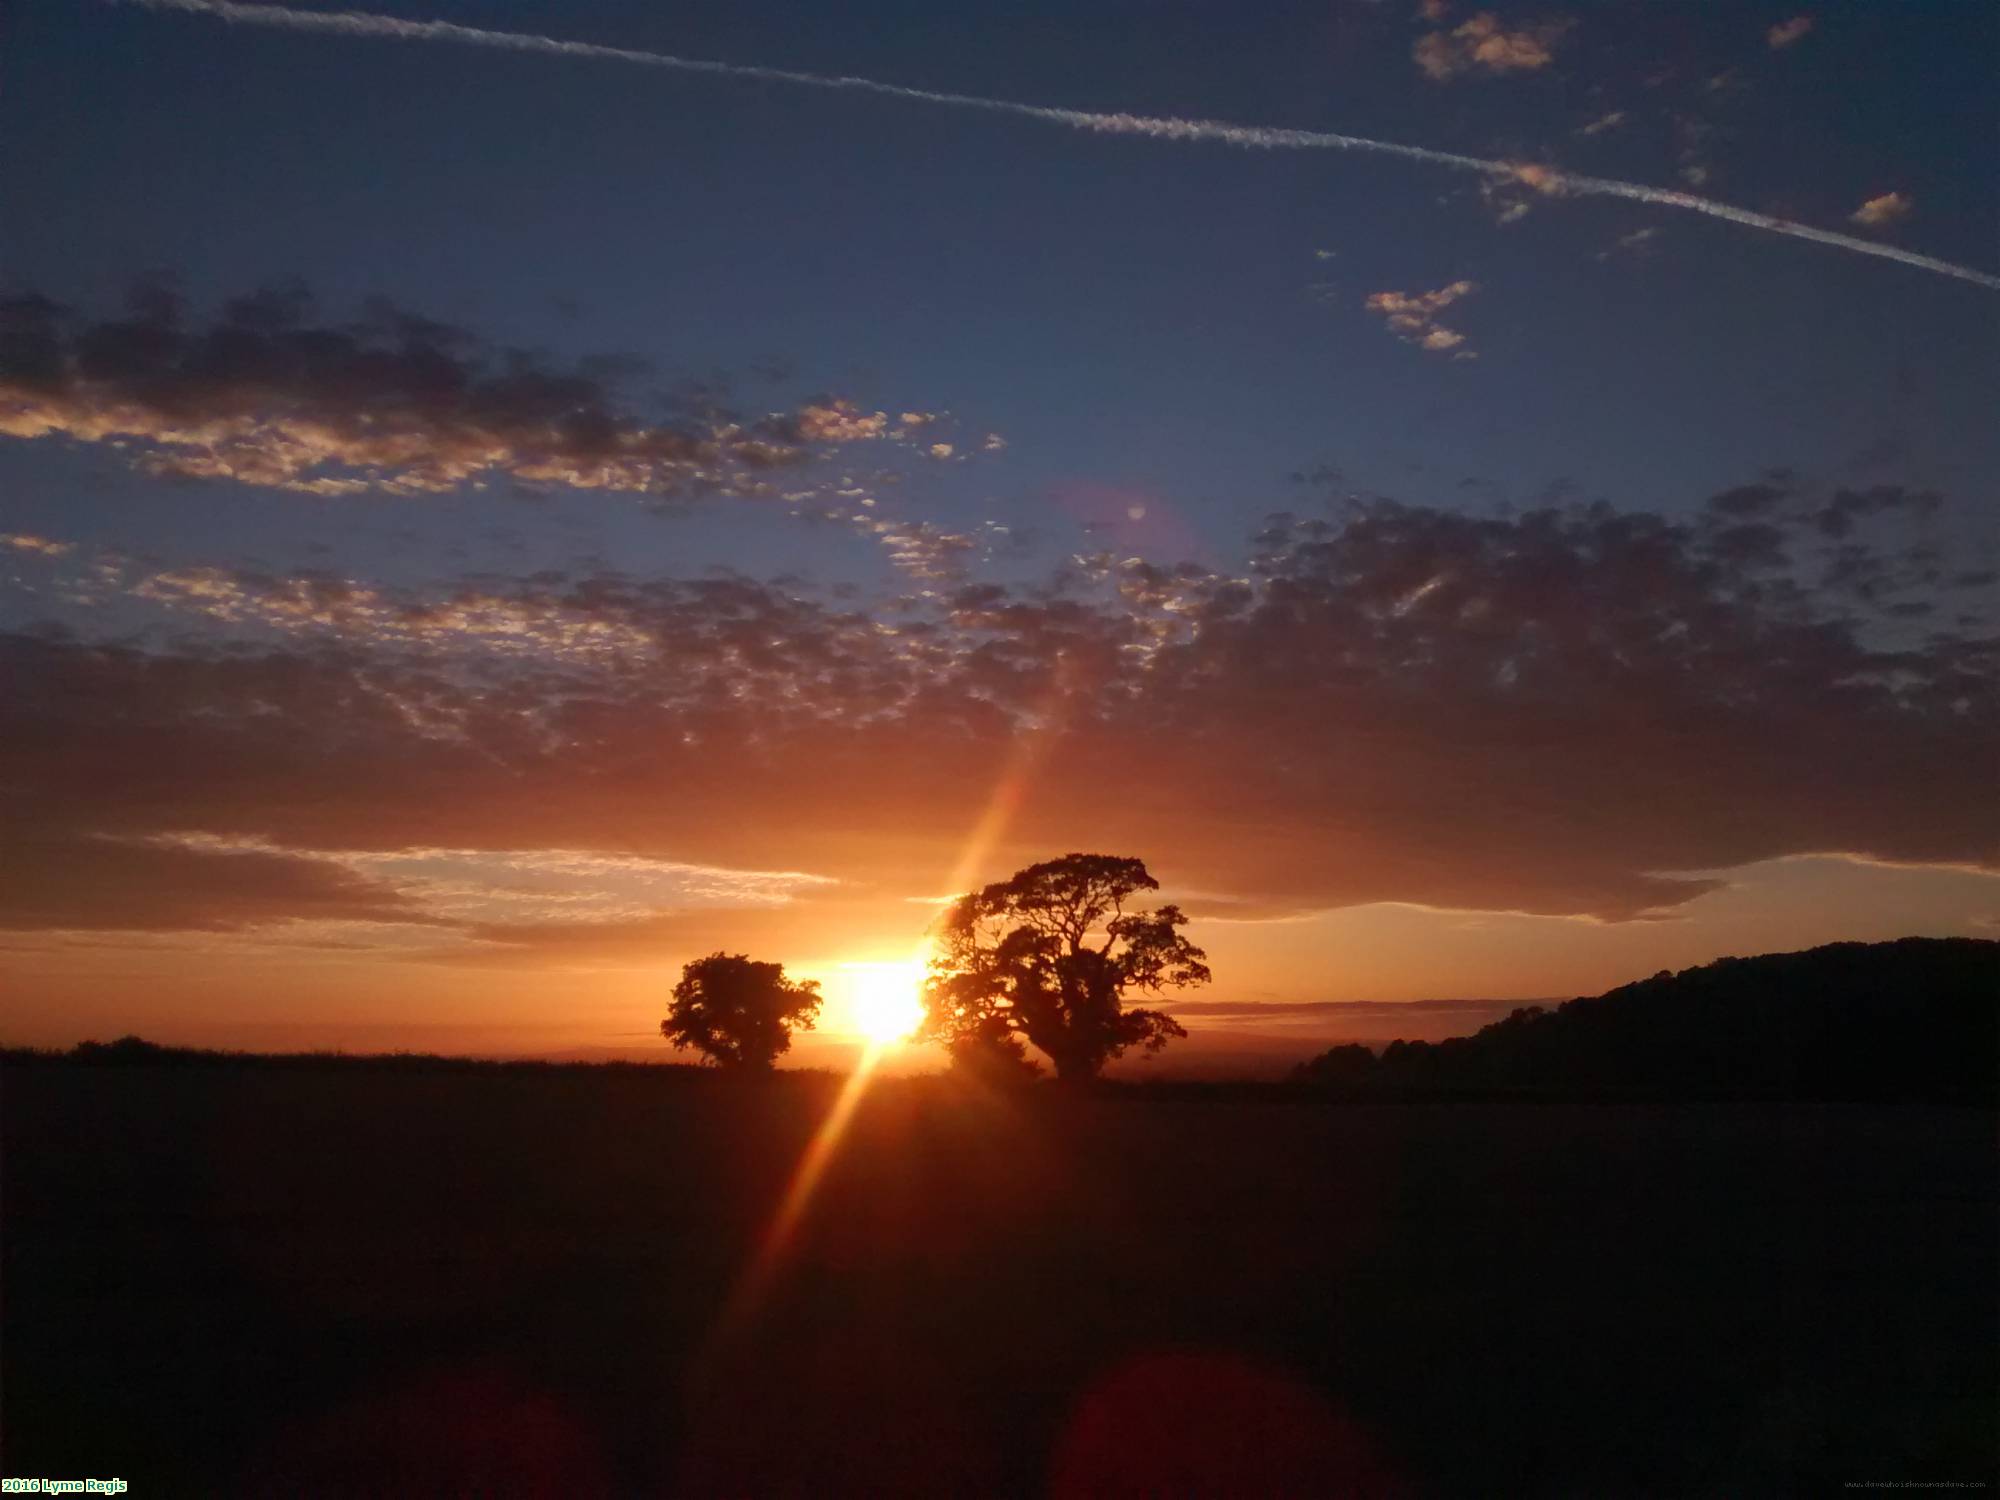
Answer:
xmin=705 ymin=677 xmax=1073 ymax=1348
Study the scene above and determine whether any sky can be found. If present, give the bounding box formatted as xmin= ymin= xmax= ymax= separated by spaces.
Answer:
xmin=2 ymin=0 xmax=1995 ymax=1067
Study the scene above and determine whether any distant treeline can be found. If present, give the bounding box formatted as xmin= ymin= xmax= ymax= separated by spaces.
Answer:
xmin=1294 ymin=938 xmax=1999 ymax=1104
xmin=0 ymin=1037 xmax=722 ymax=1079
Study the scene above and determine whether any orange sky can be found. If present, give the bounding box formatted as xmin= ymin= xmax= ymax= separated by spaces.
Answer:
xmin=5 ymin=849 xmax=1992 ymax=1067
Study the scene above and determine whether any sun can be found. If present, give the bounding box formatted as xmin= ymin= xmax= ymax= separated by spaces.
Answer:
xmin=842 ymin=959 xmax=928 ymax=1045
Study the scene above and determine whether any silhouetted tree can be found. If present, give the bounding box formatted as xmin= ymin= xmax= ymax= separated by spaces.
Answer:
xmin=942 ymin=1014 xmax=1044 ymax=1084
xmin=920 ymin=853 xmax=1210 ymax=1084
xmin=661 ymin=953 xmax=822 ymax=1071
xmin=1291 ymin=1042 xmax=1376 ymax=1087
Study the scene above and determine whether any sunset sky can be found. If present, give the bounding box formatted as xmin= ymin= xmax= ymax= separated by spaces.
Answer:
xmin=3 ymin=0 xmax=1994 ymax=1065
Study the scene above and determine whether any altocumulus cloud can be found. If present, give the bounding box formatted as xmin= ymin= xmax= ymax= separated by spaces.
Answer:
xmin=0 ymin=283 xmax=939 ymax=499
xmin=1 ymin=479 xmax=1992 ymax=951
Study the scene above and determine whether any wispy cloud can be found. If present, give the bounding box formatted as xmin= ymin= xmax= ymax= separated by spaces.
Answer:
xmin=105 ymin=0 xmax=2000 ymax=292
xmin=1766 ymin=15 xmax=1813 ymax=49
xmin=1596 ymin=225 xmax=1661 ymax=261
xmin=2 ymin=532 xmax=74 ymax=557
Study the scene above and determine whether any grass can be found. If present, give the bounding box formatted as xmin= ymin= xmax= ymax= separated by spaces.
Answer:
xmin=4 ymin=1056 xmax=1993 ymax=1494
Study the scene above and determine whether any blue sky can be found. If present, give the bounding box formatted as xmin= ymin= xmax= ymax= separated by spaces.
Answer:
xmin=8 ymin=0 xmax=1995 ymax=567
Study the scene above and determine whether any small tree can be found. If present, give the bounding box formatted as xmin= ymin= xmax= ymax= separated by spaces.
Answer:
xmin=921 ymin=853 xmax=1210 ymax=1084
xmin=662 ymin=952 xmax=822 ymax=1071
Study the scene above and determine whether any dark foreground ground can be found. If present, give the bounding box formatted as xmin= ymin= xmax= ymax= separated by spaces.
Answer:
xmin=4 ymin=1061 xmax=1993 ymax=1496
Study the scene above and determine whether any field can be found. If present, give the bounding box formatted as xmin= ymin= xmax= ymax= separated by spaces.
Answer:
xmin=4 ymin=1060 xmax=1993 ymax=1496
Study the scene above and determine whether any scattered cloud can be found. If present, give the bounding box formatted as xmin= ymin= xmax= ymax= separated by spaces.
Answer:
xmin=125 ymin=566 xmax=663 ymax=664
xmin=791 ymin=401 xmax=889 ymax=443
xmin=2 ymin=532 xmax=74 ymax=557
xmin=4 ymin=484 xmax=1989 ymax=950
xmin=1413 ymin=11 xmax=1569 ymax=81
xmin=1766 ymin=15 xmax=1813 ymax=49
xmin=1482 ymin=160 xmax=1569 ymax=222
xmin=860 ymin=517 xmax=981 ymax=581
xmin=0 ymin=284 xmax=953 ymax=501
xmin=1850 ymin=191 xmax=1913 ymax=230
xmin=1364 ymin=281 xmax=1479 ymax=357
xmin=1576 ymin=110 xmax=1627 ymax=137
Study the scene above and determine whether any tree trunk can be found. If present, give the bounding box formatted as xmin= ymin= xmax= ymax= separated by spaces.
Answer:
xmin=1050 ymin=1050 xmax=1098 ymax=1086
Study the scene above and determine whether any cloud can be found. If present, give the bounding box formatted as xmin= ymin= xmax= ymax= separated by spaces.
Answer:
xmin=2 ymin=482 xmax=1991 ymax=951
xmin=1596 ymin=226 xmax=1661 ymax=261
xmin=1766 ymin=15 xmax=1813 ymax=49
xmin=1481 ymin=160 xmax=1569 ymax=223
xmin=1812 ymin=482 xmax=1940 ymax=539
xmin=1505 ymin=162 xmax=1568 ymax=196
xmin=1413 ymin=11 xmax=1569 ymax=81
xmin=1704 ymin=482 xmax=1787 ymax=518
xmin=1576 ymin=110 xmax=1627 ymax=137
xmin=790 ymin=401 xmax=890 ymax=443
xmin=1850 ymin=192 xmax=1913 ymax=230
xmin=172 ymin=835 xmax=830 ymax=929
xmin=860 ymin=518 xmax=981 ymax=581
xmin=3 ymin=532 xmax=75 ymax=557
xmin=113 ymin=0 xmax=2000 ymax=292
xmin=0 ymin=285 xmax=933 ymax=499
xmin=1364 ymin=281 xmax=1479 ymax=356
xmin=1159 ymin=997 xmax=1551 ymax=1038
xmin=0 ymin=832 xmax=429 ymax=933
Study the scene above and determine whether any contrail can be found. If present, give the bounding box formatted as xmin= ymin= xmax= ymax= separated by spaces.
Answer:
xmin=115 ymin=0 xmax=2000 ymax=293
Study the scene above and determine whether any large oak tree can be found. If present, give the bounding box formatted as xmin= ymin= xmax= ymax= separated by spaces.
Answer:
xmin=921 ymin=854 xmax=1209 ymax=1083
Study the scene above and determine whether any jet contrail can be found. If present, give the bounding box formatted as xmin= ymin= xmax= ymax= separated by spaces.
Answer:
xmin=115 ymin=0 xmax=2000 ymax=293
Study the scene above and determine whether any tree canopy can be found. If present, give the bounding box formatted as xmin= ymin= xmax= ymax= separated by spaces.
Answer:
xmin=920 ymin=853 xmax=1210 ymax=1083
xmin=661 ymin=952 xmax=822 ymax=1071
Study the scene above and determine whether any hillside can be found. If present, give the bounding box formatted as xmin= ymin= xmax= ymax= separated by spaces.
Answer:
xmin=1295 ymin=937 xmax=2000 ymax=1102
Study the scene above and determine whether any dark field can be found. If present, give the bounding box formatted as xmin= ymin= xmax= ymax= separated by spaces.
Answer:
xmin=4 ymin=1062 xmax=1993 ymax=1496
